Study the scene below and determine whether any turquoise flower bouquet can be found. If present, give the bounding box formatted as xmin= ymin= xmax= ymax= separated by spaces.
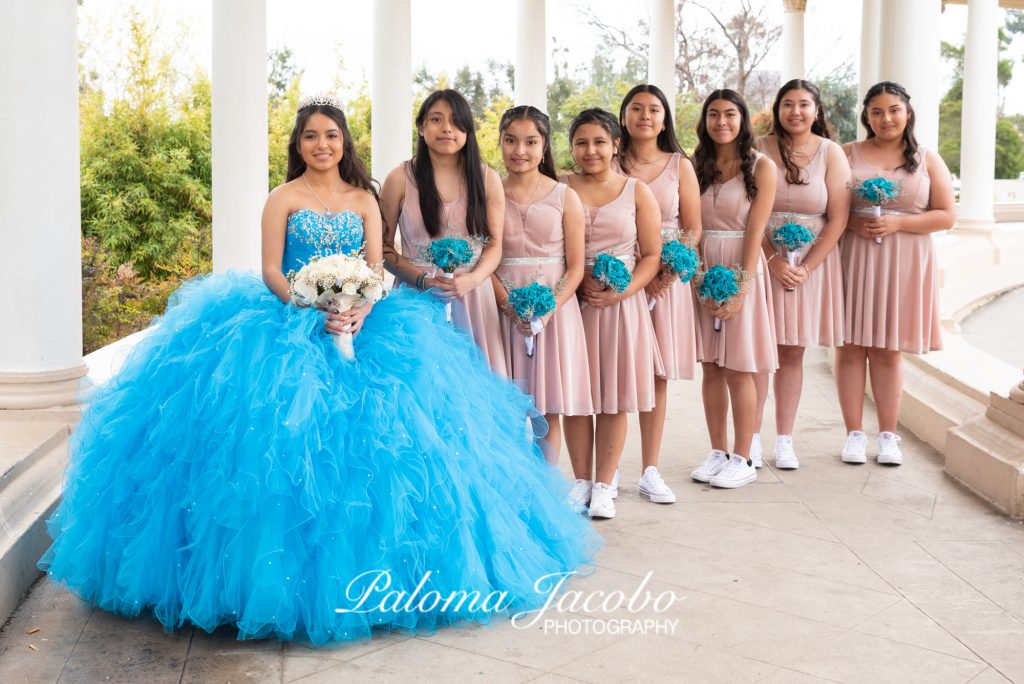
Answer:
xmin=422 ymin=237 xmax=476 ymax=321
xmin=853 ymin=177 xmax=900 ymax=244
xmin=650 ymin=239 xmax=700 ymax=310
xmin=508 ymin=282 xmax=557 ymax=357
xmin=696 ymin=264 xmax=747 ymax=332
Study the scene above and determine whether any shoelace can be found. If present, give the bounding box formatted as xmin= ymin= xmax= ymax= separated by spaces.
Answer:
xmin=644 ymin=469 xmax=667 ymax=491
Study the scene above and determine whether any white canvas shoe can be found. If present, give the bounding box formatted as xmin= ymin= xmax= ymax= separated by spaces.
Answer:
xmin=638 ymin=466 xmax=676 ymax=503
xmin=610 ymin=468 xmax=620 ymax=498
xmin=841 ymin=431 xmax=868 ymax=464
xmin=691 ymin=450 xmax=730 ymax=483
xmin=588 ymin=482 xmax=616 ymax=519
xmin=709 ymin=454 xmax=758 ymax=489
xmin=750 ymin=433 xmax=764 ymax=468
xmin=877 ymin=432 xmax=903 ymax=465
xmin=568 ymin=479 xmax=593 ymax=512
xmin=774 ymin=435 xmax=799 ymax=470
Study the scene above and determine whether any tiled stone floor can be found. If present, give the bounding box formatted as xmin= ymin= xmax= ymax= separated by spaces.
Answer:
xmin=2 ymin=349 xmax=1023 ymax=683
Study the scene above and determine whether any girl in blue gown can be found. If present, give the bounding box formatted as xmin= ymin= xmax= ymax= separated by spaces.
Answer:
xmin=38 ymin=96 xmax=601 ymax=645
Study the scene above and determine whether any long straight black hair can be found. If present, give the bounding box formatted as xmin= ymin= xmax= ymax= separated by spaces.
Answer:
xmin=498 ymin=105 xmax=558 ymax=181
xmin=617 ymin=83 xmax=685 ymax=172
xmin=693 ymin=89 xmax=758 ymax=201
xmin=861 ymin=80 xmax=920 ymax=173
xmin=414 ymin=89 xmax=489 ymax=238
xmin=771 ymin=79 xmax=832 ymax=186
xmin=286 ymin=104 xmax=377 ymax=199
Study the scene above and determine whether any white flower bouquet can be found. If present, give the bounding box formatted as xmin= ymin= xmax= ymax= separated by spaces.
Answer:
xmin=289 ymin=254 xmax=387 ymax=359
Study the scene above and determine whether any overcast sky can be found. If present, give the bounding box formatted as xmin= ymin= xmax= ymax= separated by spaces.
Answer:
xmin=78 ymin=0 xmax=1023 ymax=114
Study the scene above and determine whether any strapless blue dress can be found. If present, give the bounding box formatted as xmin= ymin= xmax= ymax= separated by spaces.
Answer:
xmin=39 ymin=209 xmax=601 ymax=644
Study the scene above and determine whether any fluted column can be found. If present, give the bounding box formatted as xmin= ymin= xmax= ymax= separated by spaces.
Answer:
xmin=515 ymin=0 xmax=547 ymax=110
xmin=858 ymin=0 xmax=881 ymax=139
xmin=648 ymin=0 xmax=676 ymax=106
xmin=372 ymin=0 xmax=412 ymax=178
xmin=212 ymin=0 xmax=267 ymax=272
xmin=957 ymin=0 xmax=999 ymax=230
xmin=878 ymin=0 xmax=942 ymax=149
xmin=782 ymin=0 xmax=807 ymax=82
xmin=0 ymin=0 xmax=86 ymax=409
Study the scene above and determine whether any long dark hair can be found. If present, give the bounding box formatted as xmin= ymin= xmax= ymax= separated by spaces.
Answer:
xmin=860 ymin=80 xmax=920 ymax=173
xmin=498 ymin=105 xmax=558 ymax=181
xmin=617 ymin=84 xmax=685 ymax=172
xmin=771 ymin=79 xmax=832 ymax=186
xmin=286 ymin=104 xmax=377 ymax=198
xmin=568 ymin=108 xmax=621 ymax=167
xmin=414 ymin=89 xmax=488 ymax=238
xmin=693 ymin=89 xmax=758 ymax=201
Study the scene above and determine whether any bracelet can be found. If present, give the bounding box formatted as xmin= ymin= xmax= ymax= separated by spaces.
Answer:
xmin=766 ymin=252 xmax=778 ymax=264
xmin=415 ymin=272 xmax=426 ymax=290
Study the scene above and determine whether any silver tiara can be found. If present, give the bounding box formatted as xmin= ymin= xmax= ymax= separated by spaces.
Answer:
xmin=297 ymin=93 xmax=343 ymax=112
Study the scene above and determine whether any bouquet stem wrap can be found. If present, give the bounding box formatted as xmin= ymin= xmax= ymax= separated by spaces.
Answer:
xmin=321 ymin=293 xmax=362 ymax=359
xmin=871 ymin=205 xmax=882 ymax=244
xmin=438 ymin=270 xmax=455 ymax=322
xmin=525 ymin=317 xmax=544 ymax=357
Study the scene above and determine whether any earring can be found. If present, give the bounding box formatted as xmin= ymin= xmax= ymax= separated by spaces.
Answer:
xmin=571 ymin=162 xmax=582 ymax=174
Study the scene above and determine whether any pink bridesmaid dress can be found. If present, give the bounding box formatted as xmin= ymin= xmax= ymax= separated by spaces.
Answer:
xmin=574 ymin=176 xmax=664 ymax=413
xmin=397 ymin=162 xmax=507 ymax=375
xmin=697 ymin=162 xmax=779 ymax=372
xmin=842 ymin=143 xmax=942 ymax=353
xmin=496 ymin=183 xmax=594 ymax=416
xmin=761 ymin=139 xmax=844 ymax=347
xmin=614 ymin=154 xmax=701 ymax=379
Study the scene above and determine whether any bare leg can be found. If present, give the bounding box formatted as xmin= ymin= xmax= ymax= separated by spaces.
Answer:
xmin=753 ymin=371 xmax=770 ymax=435
xmin=866 ymin=348 xmax=903 ymax=433
xmin=594 ymin=413 xmax=628 ymax=485
xmin=774 ymin=345 xmax=806 ymax=434
xmin=724 ymin=369 xmax=756 ymax=460
xmin=563 ymin=415 xmax=594 ymax=480
xmin=835 ymin=344 xmax=868 ymax=432
xmin=638 ymin=376 xmax=668 ymax=471
xmin=541 ymin=413 xmax=562 ymax=464
xmin=701 ymin=362 xmax=729 ymax=452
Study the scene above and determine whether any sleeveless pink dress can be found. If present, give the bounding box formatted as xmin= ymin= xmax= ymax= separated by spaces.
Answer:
xmin=397 ymin=162 xmax=507 ymax=375
xmin=697 ymin=161 xmax=779 ymax=372
xmin=842 ymin=143 xmax=942 ymax=353
xmin=573 ymin=176 xmax=664 ymax=413
xmin=496 ymin=184 xmax=594 ymax=416
xmin=760 ymin=138 xmax=844 ymax=347
xmin=614 ymin=154 xmax=701 ymax=380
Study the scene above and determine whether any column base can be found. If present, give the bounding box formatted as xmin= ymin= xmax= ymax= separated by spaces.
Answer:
xmin=0 ymin=364 xmax=88 ymax=410
xmin=954 ymin=216 xmax=997 ymax=233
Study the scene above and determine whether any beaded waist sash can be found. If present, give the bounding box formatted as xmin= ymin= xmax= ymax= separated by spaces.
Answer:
xmin=584 ymin=254 xmax=637 ymax=269
xmin=852 ymin=207 xmax=915 ymax=216
xmin=499 ymin=256 xmax=566 ymax=266
xmin=770 ymin=211 xmax=826 ymax=222
xmin=660 ymin=225 xmax=682 ymax=242
xmin=702 ymin=230 xmax=746 ymax=239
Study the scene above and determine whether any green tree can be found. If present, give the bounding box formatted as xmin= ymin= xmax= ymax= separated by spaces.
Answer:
xmin=996 ymin=118 xmax=1024 ymax=179
xmin=816 ymin=64 xmax=859 ymax=143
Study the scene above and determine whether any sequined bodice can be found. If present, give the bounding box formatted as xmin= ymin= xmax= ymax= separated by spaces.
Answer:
xmin=282 ymin=209 xmax=364 ymax=274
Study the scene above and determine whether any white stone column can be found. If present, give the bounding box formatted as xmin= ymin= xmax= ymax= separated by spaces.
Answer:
xmin=958 ymin=0 xmax=999 ymax=230
xmin=878 ymin=0 xmax=942 ymax=149
xmin=515 ymin=0 xmax=547 ymax=110
xmin=648 ymin=0 xmax=676 ymax=106
xmin=858 ymin=0 xmax=881 ymax=139
xmin=212 ymin=0 xmax=267 ymax=272
xmin=781 ymin=0 xmax=807 ymax=82
xmin=0 ymin=0 xmax=86 ymax=409
xmin=372 ymin=0 xmax=412 ymax=178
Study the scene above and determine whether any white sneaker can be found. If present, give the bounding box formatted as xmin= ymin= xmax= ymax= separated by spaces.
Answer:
xmin=610 ymin=468 xmax=620 ymax=499
xmin=709 ymin=454 xmax=758 ymax=489
xmin=691 ymin=450 xmax=730 ymax=483
xmin=774 ymin=435 xmax=799 ymax=470
xmin=841 ymin=431 xmax=868 ymax=464
xmin=877 ymin=432 xmax=903 ymax=465
xmin=750 ymin=433 xmax=764 ymax=468
xmin=588 ymin=482 xmax=616 ymax=519
xmin=638 ymin=466 xmax=677 ymax=503
xmin=568 ymin=479 xmax=593 ymax=512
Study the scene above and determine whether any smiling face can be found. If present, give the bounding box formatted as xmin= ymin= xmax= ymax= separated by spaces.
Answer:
xmin=705 ymin=99 xmax=742 ymax=146
xmin=571 ymin=122 xmax=618 ymax=174
xmin=623 ymin=92 xmax=666 ymax=143
xmin=777 ymin=88 xmax=819 ymax=137
xmin=865 ymin=92 xmax=909 ymax=141
xmin=501 ymin=117 xmax=546 ymax=174
xmin=418 ymin=98 xmax=468 ymax=155
xmin=299 ymin=112 xmax=344 ymax=171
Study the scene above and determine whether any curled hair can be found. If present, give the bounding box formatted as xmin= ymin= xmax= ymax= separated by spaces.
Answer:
xmin=414 ymin=89 xmax=489 ymax=238
xmin=771 ymin=79 xmax=832 ymax=185
xmin=693 ymin=89 xmax=758 ymax=201
xmin=568 ymin=108 xmax=621 ymax=145
xmin=617 ymin=84 xmax=685 ymax=172
xmin=498 ymin=105 xmax=558 ymax=181
xmin=286 ymin=104 xmax=377 ymax=199
xmin=860 ymin=81 xmax=920 ymax=173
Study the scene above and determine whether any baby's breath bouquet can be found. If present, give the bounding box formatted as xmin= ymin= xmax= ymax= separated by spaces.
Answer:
xmin=289 ymin=253 xmax=387 ymax=359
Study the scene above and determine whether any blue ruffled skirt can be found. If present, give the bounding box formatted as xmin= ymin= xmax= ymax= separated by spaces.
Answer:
xmin=39 ymin=272 xmax=601 ymax=644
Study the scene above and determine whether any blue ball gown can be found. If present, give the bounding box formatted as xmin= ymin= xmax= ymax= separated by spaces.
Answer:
xmin=39 ymin=209 xmax=601 ymax=644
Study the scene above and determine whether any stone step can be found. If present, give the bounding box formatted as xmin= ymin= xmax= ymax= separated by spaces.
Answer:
xmin=0 ymin=422 xmax=69 ymax=496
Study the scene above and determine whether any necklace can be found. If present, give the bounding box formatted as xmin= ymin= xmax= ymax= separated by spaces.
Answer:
xmin=506 ymin=175 xmax=543 ymax=228
xmin=302 ymin=174 xmax=343 ymax=219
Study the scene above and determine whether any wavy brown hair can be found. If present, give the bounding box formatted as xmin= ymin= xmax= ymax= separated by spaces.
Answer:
xmin=693 ymin=89 xmax=758 ymax=201
xmin=861 ymin=81 xmax=920 ymax=173
xmin=617 ymin=84 xmax=685 ymax=172
xmin=286 ymin=104 xmax=378 ymax=198
xmin=771 ymin=79 xmax=832 ymax=186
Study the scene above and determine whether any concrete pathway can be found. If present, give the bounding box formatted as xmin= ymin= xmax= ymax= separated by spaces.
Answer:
xmin=2 ymin=349 xmax=1023 ymax=683
xmin=961 ymin=285 xmax=1024 ymax=369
